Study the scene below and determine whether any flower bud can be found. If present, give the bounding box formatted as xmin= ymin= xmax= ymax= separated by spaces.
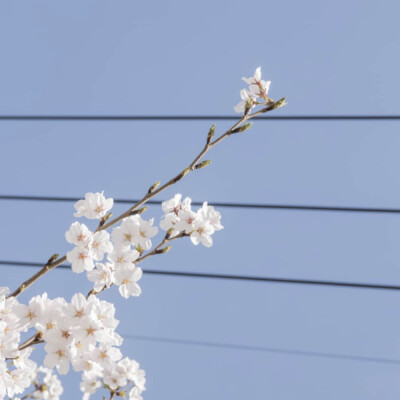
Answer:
xmin=194 ymin=160 xmax=211 ymax=169
xmin=231 ymin=122 xmax=252 ymax=134
xmin=207 ymin=124 xmax=215 ymax=144
xmin=148 ymin=180 xmax=160 ymax=194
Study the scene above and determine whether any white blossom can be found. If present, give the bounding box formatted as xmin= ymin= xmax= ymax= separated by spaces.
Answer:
xmin=65 ymin=222 xmax=92 ymax=247
xmin=114 ymin=266 xmax=143 ymax=298
xmin=90 ymin=231 xmax=113 ymax=261
xmin=234 ymin=88 xmax=256 ymax=114
xmin=87 ymin=262 xmax=115 ymax=292
xmin=108 ymin=248 xmax=139 ymax=269
xmin=74 ymin=192 xmax=113 ymax=220
xmin=67 ymin=246 xmax=94 ymax=273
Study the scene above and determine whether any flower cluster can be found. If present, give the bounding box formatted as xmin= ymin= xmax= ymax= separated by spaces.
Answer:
xmin=13 ymin=291 xmax=145 ymax=399
xmin=160 ymin=194 xmax=223 ymax=247
xmin=66 ymin=192 xmax=158 ymax=298
xmin=67 ymin=192 xmax=222 ymax=297
xmin=0 ymin=290 xmax=63 ymax=400
xmin=234 ymin=66 xmax=272 ymax=114
xmin=1 ymin=191 xmax=223 ymax=399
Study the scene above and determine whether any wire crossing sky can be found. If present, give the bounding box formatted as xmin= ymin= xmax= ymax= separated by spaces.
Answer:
xmin=1 ymin=114 xmax=400 ymax=120
xmin=2 ymin=194 xmax=400 ymax=214
xmin=2 ymin=260 xmax=400 ymax=292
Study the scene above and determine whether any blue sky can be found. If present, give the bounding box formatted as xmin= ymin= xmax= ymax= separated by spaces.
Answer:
xmin=1 ymin=1 xmax=400 ymax=399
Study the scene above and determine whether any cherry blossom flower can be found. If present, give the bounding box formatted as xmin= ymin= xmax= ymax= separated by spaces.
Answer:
xmin=74 ymin=192 xmax=113 ymax=220
xmin=44 ymin=342 xmax=71 ymax=375
xmin=114 ymin=266 xmax=143 ymax=298
xmin=234 ymin=88 xmax=256 ymax=114
xmin=190 ymin=218 xmax=214 ymax=248
xmin=198 ymin=202 xmax=223 ymax=232
xmin=67 ymin=246 xmax=94 ymax=273
xmin=90 ymin=231 xmax=113 ymax=261
xmin=242 ymin=66 xmax=271 ymax=101
xmin=65 ymin=222 xmax=92 ymax=247
xmin=108 ymin=248 xmax=139 ymax=269
xmin=130 ymin=216 xmax=158 ymax=251
xmin=87 ymin=262 xmax=115 ymax=292
xmin=129 ymin=386 xmax=144 ymax=400
xmin=176 ymin=208 xmax=198 ymax=233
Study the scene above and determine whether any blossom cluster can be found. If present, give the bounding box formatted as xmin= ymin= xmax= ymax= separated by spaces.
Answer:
xmin=160 ymin=194 xmax=223 ymax=247
xmin=0 ymin=289 xmax=64 ymax=400
xmin=234 ymin=66 xmax=272 ymax=114
xmin=7 ymin=290 xmax=144 ymax=400
xmin=66 ymin=192 xmax=222 ymax=297
xmin=66 ymin=193 xmax=157 ymax=299
xmin=0 ymin=192 xmax=222 ymax=399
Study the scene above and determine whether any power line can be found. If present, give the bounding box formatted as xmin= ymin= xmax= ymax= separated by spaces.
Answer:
xmin=2 ymin=260 xmax=400 ymax=292
xmin=1 ymin=194 xmax=400 ymax=214
xmin=1 ymin=115 xmax=400 ymax=121
xmin=125 ymin=334 xmax=400 ymax=366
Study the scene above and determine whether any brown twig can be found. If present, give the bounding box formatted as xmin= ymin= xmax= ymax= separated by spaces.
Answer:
xmin=7 ymin=98 xmax=286 ymax=300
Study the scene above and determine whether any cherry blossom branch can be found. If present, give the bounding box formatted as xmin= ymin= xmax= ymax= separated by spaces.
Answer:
xmin=136 ymin=231 xmax=187 ymax=264
xmin=7 ymin=98 xmax=286 ymax=300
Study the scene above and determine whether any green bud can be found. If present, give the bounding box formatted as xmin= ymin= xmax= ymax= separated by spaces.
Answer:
xmin=131 ymin=206 xmax=148 ymax=216
xmin=272 ymin=97 xmax=287 ymax=110
xmin=231 ymin=122 xmax=252 ymax=134
xmin=156 ymin=245 xmax=172 ymax=254
xmin=46 ymin=253 xmax=59 ymax=266
xmin=207 ymin=124 xmax=215 ymax=144
xmin=194 ymin=160 xmax=211 ymax=169
xmin=165 ymin=228 xmax=175 ymax=239
xmin=177 ymin=167 xmax=190 ymax=180
xmin=99 ymin=212 xmax=112 ymax=227
xmin=148 ymin=180 xmax=160 ymax=194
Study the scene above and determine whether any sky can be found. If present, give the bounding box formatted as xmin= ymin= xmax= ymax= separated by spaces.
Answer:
xmin=1 ymin=0 xmax=400 ymax=399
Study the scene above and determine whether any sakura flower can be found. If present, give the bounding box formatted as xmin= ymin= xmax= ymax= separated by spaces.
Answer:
xmin=198 ymin=202 xmax=223 ymax=231
xmin=65 ymin=222 xmax=92 ymax=246
xmin=190 ymin=218 xmax=214 ymax=247
xmin=175 ymin=208 xmax=197 ymax=234
xmin=92 ymin=299 xmax=119 ymax=332
xmin=64 ymin=293 xmax=94 ymax=323
xmin=234 ymin=88 xmax=256 ymax=114
xmin=67 ymin=246 xmax=94 ymax=273
xmin=242 ymin=66 xmax=271 ymax=101
xmin=114 ymin=266 xmax=143 ymax=298
xmin=92 ymin=343 xmax=122 ymax=369
xmin=80 ymin=372 xmax=102 ymax=399
xmin=74 ymin=192 xmax=113 ymax=219
xmin=103 ymin=360 xmax=132 ymax=390
xmin=129 ymin=386 xmax=143 ymax=400
xmin=87 ymin=262 xmax=115 ymax=292
xmin=108 ymin=249 xmax=139 ymax=269
xmin=44 ymin=342 xmax=71 ymax=375
xmin=34 ymin=367 xmax=63 ymax=400
xmin=130 ymin=216 xmax=158 ymax=251
xmin=242 ymin=66 xmax=263 ymax=85
xmin=8 ymin=368 xmax=34 ymax=398
xmin=161 ymin=193 xmax=191 ymax=215
xmin=111 ymin=217 xmax=140 ymax=249
xmin=74 ymin=316 xmax=107 ymax=345
xmin=159 ymin=212 xmax=180 ymax=236
xmin=90 ymin=231 xmax=113 ymax=261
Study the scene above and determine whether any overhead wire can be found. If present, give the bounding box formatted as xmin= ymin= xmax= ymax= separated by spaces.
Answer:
xmin=125 ymin=334 xmax=400 ymax=366
xmin=1 ymin=194 xmax=400 ymax=214
xmin=1 ymin=115 xmax=400 ymax=121
xmin=1 ymin=260 xmax=400 ymax=292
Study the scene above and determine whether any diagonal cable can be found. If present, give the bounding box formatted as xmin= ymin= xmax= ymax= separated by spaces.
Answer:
xmin=1 ymin=194 xmax=400 ymax=214
xmin=125 ymin=334 xmax=400 ymax=365
xmin=2 ymin=260 xmax=400 ymax=292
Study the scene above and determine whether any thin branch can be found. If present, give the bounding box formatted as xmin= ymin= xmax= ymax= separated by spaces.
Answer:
xmin=136 ymin=231 xmax=187 ymax=264
xmin=7 ymin=99 xmax=285 ymax=299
